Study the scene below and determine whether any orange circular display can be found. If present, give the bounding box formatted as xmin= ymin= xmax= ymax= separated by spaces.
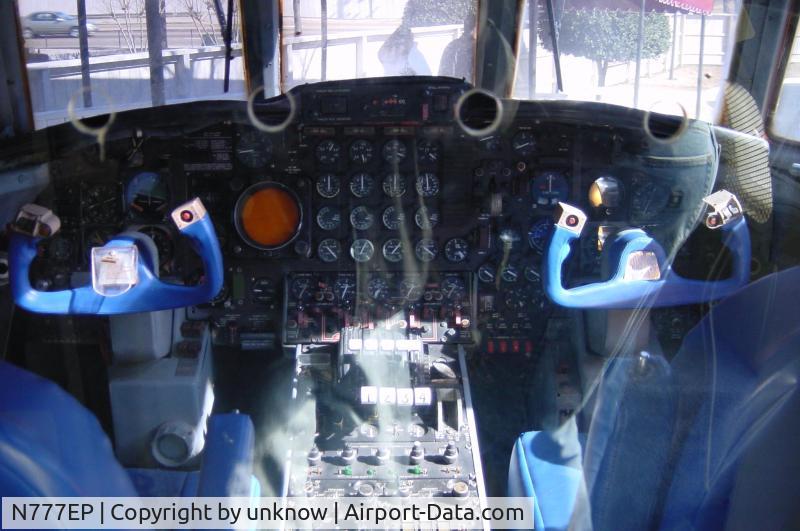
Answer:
xmin=237 ymin=184 xmax=301 ymax=249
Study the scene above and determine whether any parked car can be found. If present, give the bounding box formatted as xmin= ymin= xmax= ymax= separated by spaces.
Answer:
xmin=21 ymin=11 xmax=96 ymax=38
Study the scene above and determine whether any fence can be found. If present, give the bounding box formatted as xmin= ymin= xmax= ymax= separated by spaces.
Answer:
xmin=28 ymin=45 xmax=244 ymax=128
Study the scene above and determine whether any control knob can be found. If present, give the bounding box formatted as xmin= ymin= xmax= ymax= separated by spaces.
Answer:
xmin=443 ymin=441 xmax=459 ymax=464
xmin=340 ymin=443 xmax=357 ymax=463
xmin=375 ymin=447 xmax=391 ymax=465
xmin=307 ymin=445 xmax=321 ymax=466
xmin=409 ymin=441 xmax=425 ymax=465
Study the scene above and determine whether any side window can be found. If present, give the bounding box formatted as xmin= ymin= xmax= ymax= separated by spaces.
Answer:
xmin=771 ymin=26 xmax=800 ymax=141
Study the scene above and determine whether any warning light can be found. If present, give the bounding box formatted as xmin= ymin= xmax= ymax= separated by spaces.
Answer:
xmin=235 ymin=183 xmax=302 ymax=250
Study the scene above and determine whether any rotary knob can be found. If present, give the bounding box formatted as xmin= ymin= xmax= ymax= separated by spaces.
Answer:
xmin=443 ymin=441 xmax=459 ymax=464
xmin=409 ymin=441 xmax=425 ymax=465
xmin=340 ymin=443 xmax=357 ymax=463
xmin=375 ymin=447 xmax=391 ymax=465
xmin=307 ymin=445 xmax=321 ymax=466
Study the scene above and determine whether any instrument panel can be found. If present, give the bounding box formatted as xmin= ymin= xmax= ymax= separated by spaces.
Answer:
xmin=25 ymin=76 xmax=704 ymax=353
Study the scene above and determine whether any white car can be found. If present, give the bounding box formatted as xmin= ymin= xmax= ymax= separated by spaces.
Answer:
xmin=22 ymin=11 xmax=97 ymax=38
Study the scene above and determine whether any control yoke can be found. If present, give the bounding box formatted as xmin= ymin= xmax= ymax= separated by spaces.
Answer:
xmin=543 ymin=190 xmax=751 ymax=309
xmin=9 ymin=198 xmax=224 ymax=315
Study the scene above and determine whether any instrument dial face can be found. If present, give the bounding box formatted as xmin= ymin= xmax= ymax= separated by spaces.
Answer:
xmin=349 ymin=206 xmax=374 ymax=231
xmin=442 ymin=277 xmax=467 ymax=301
xmin=415 ymin=172 xmax=440 ymax=197
xmin=251 ymin=277 xmax=277 ymax=304
xmin=83 ymin=183 xmax=120 ymax=223
xmin=477 ymin=264 xmax=496 ymax=283
xmin=382 ymin=206 xmax=405 ymax=230
xmin=316 ymin=206 xmax=341 ymax=230
xmin=524 ymin=265 xmax=541 ymax=283
xmin=399 ymin=279 xmax=422 ymax=301
xmin=138 ymin=225 xmax=174 ymax=264
xmin=417 ymin=139 xmax=440 ymax=163
xmin=528 ymin=218 xmax=553 ymax=253
xmin=316 ymin=174 xmax=340 ymax=198
xmin=444 ymin=238 xmax=469 ymax=263
xmin=531 ymin=171 xmax=569 ymax=207
xmin=414 ymin=238 xmax=438 ymax=262
xmin=382 ymin=238 xmax=404 ymax=263
xmin=501 ymin=264 xmax=519 ymax=283
xmin=512 ymin=131 xmax=536 ymax=157
xmin=126 ymin=172 xmax=170 ymax=218
xmin=479 ymin=135 xmax=502 ymax=152
xmin=236 ymin=130 xmax=273 ymax=168
xmin=414 ymin=206 xmax=439 ymax=229
xmin=631 ymin=182 xmax=671 ymax=220
xmin=349 ymin=139 xmax=374 ymax=164
xmin=367 ymin=276 xmax=390 ymax=300
xmin=291 ymin=277 xmax=313 ymax=301
xmin=382 ymin=139 xmax=407 ymax=164
xmin=349 ymin=172 xmax=374 ymax=198
xmin=317 ymin=238 xmax=341 ymax=263
xmin=382 ymin=173 xmax=406 ymax=197
xmin=334 ymin=276 xmax=357 ymax=301
xmin=315 ymin=140 xmax=341 ymax=165
xmin=350 ymin=239 xmax=374 ymax=262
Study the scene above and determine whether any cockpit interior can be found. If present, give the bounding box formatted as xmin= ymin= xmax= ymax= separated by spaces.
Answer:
xmin=1 ymin=0 xmax=799 ymax=529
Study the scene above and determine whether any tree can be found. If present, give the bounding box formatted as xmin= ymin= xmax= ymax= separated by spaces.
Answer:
xmin=401 ymin=0 xmax=477 ymax=27
xmin=540 ymin=9 xmax=671 ymax=87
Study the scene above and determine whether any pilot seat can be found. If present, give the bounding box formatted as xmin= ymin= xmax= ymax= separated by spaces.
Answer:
xmin=508 ymin=265 xmax=800 ymax=530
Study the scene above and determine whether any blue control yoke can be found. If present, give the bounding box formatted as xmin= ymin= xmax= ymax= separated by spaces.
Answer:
xmin=9 ymin=198 xmax=224 ymax=315
xmin=543 ymin=190 xmax=750 ymax=309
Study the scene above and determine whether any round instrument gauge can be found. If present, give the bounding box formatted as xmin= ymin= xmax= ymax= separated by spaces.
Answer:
xmin=444 ymin=238 xmax=469 ymax=263
xmin=512 ymin=131 xmax=536 ymax=157
xmin=414 ymin=206 xmax=439 ymax=230
xmin=399 ymin=279 xmax=423 ymax=301
xmin=83 ymin=184 xmax=120 ymax=223
xmin=382 ymin=173 xmax=406 ymax=197
xmin=415 ymin=173 xmax=440 ymax=197
xmin=349 ymin=206 xmax=374 ymax=231
xmin=442 ymin=277 xmax=467 ymax=301
xmin=524 ymin=265 xmax=541 ymax=283
xmin=367 ymin=276 xmax=390 ymax=301
xmin=477 ymin=264 xmax=496 ymax=283
xmin=334 ymin=276 xmax=357 ymax=301
xmin=501 ymin=264 xmax=519 ymax=283
xmin=479 ymin=135 xmax=502 ymax=152
xmin=47 ymin=237 xmax=72 ymax=262
xmin=528 ymin=218 xmax=553 ymax=253
xmin=350 ymin=239 xmax=374 ymax=263
xmin=251 ymin=277 xmax=278 ymax=304
xmin=315 ymin=139 xmax=341 ymax=165
xmin=316 ymin=173 xmax=340 ymax=198
xmin=291 ymin=277 xmax=313 ymax=301
xmin=349 ymin=139 xmax=374 ymax=164
xmin=382 ymin=238 xmax=404 ymax=263
xmin=382 ymin=139 xmax=407 ymax=164
xmin=234 ymin=182 xmax=302 ymax=250
xmin=631 ymin=182 xmax=671 ymax=220
xmin=417 ymin=139 xmax=440 ymax=164
xmin=350 ymin=172 xmax=374 ymax=198
xmin=316 ymin=206 xmax=341 ymax=231
xmin=382 ymin=206 xmax=405 ymax=230
xmin=531 ymin=171 xmax=569 ymax=208
xmin=126 ymin=172 xmax=170 ymax=218
xmin=138 ymin=225 xmax=174 ymax=264
xmin=317 ymin=238 xmax=341 ymax=263
xmin=236 ymin=130 xmax=273 ymax=168
xmin=415 ymin=238 xmax=438 ymax=262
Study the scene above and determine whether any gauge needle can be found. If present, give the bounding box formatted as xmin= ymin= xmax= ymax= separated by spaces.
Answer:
xmin=239 ymin=149 xmax=255 ymax=154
